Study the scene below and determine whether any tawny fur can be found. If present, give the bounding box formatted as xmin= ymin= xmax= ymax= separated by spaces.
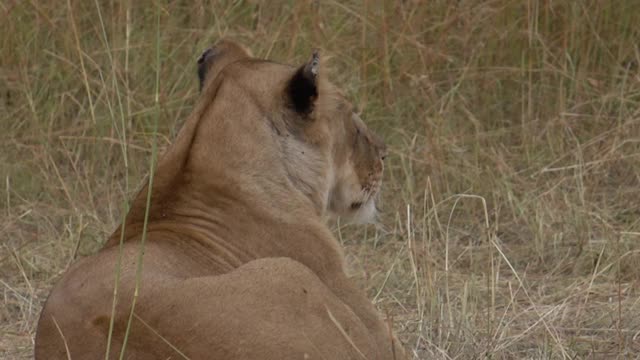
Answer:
xmin=35 ymin=40 xmax=405 ymax=360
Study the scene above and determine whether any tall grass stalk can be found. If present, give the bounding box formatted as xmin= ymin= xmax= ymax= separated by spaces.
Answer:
xmin=117 ymin=4 xmax=162 ymax=359
xmin=94 ymin=0 xmax=133 ymax=356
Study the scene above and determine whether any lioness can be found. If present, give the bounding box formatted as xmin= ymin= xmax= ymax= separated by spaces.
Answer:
xmin=35 ymin=40 xmax=406 ymax=360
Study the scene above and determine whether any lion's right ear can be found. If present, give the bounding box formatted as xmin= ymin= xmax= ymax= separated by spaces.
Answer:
xmin=197 ymin=40 xmax=253 ymax=92
xmin=287 ymin=50 xmax=320 ymax=116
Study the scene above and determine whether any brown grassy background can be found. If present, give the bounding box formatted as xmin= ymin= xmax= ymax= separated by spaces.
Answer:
xmin=2 ymin=1 xmax=640 ymax=359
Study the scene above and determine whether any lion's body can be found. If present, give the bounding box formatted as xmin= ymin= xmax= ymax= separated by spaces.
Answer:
xmin=35 ymin=41 xmax=405 ymax=360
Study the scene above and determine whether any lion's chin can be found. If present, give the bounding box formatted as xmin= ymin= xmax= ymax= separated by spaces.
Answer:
xmin=326 ymin=188 xmax=380 ymax=224
xmin=343 ymin=198 xmax=377 ymax=224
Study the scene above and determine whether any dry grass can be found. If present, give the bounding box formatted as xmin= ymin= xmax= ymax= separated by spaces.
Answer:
xmin=2 ymin=1 xmax=640 ymax=359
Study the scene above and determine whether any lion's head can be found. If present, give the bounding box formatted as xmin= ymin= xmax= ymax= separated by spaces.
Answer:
xmin=197 ymin=41 xmax=388 ymax=223
xmin=117 ymin=40 xmax=388 ymax=239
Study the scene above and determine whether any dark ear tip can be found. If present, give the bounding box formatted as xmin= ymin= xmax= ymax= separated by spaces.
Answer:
xmin=288 ymin=59 xmax=320 ymax=115
xmin=197 ymin=48 xmax=213 ymax=65
xmin=197 ymin=48 xmax=216 ymax=92
xmin=286 ymin=49 xmax=322 ymax=114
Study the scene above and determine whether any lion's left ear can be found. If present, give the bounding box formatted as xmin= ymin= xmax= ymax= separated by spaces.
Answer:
xmin=197 ymin=40 xmax=253 ymax=92
xmin=287 ymin=50 xmax=320 ymax=116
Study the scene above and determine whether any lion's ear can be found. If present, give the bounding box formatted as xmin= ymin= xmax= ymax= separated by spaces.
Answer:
xmin=197 ymin=48 xmax=215 ymax=91
xmin=197 ymin=40 xmax=252 ymax=91
xmin=287 ymin=50 xmax=320 ymax=116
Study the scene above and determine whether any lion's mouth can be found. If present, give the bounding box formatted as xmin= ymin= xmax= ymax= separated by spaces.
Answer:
xmin=350 ymin=188 xmax=380 ymax=212
xmin=350 ymin=201 xmax=364 ymax=210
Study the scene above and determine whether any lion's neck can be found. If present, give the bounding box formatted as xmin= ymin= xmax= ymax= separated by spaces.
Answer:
xmin=136 ymin=178 xmax=343 ymax=276
xmin=149 ymin=120 xmax=340 ymax=272
xmin=108 ymin=93 xmax=337 ymax=272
